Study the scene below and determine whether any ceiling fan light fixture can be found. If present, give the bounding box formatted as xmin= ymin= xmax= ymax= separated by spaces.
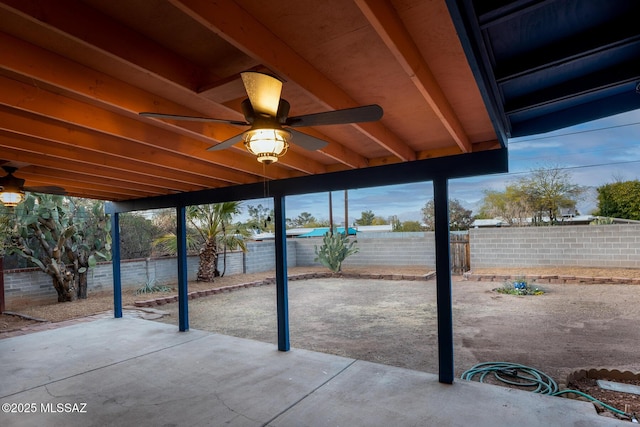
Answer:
xmin=243 ymin=128 xmax=290 ymax=164
xmin=0 ymin=187 xmax=25 ymax=207
xmin=0 ymin=167 xmax=26 ymax=207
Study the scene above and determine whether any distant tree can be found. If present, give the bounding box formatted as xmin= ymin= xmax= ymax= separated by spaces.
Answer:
xmin=421 ymin=199 xmax=472 ymax=231
xmin=355 ymin=210 xmax=376 ymax=226
xmin=245 ymin=204 xmax=274 ymax=233
xmin=516 ymin=166 xmax=583 ymax=225
xmin=371 ymin=216 xmax=388 ymax=225
xmin=151 ymin=208 xmax=178 ymax=235
xmin=118 ymin=213 xmax=162 ymax=259
xmin=478 ymin=166 xmax=583 ymax=226
xmin=478 ymin=186 xmax=530 ymax=226
xmin=392 ymin=220 xmax=423 ymax=232
xmin=287 ymin=211 xmax=317 ymax=228
xmin=595 ymin=180 xmax=640 ymax=220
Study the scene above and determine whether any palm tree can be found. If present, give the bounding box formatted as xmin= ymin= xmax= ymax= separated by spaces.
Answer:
xmin=153 ymin=202 xmax=249 ymax=282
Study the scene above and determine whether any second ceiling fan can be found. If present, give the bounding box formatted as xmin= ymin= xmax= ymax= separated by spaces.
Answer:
xmin=140 ymin=72 xmax=383 ymax=164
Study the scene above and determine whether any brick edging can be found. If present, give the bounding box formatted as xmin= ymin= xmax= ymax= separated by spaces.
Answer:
xmin=463 ymin=272 xmax=640 ymax=285
xmin=559 ymin=368 xmax=640 ymax=399
xmin=134 ymin=271 xmax=436 ymax=308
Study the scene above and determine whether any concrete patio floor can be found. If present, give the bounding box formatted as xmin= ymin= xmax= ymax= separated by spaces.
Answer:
xmin=0 ymin=318 xmax=626 ymax=426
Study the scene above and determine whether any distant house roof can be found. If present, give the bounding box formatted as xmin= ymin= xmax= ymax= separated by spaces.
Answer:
xmin=354 ymin=225 xmax=393 ymax=233
xmin=297 ymin=227 xmax=357 ymax=238
xmin=472 ymin=219 xmax=510 ymax=228
xmin=472 ymin=215 xmax=640 ymax=228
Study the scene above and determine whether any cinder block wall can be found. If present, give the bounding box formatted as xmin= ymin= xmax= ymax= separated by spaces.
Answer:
xmin=470 ymin=225 xmax=640 ymax=269
xmin=215 ymin=251 xmax=244 ymax=276
xmin=244 ymin=240 xmax=297 ymax=273
xmin=294 ymin=233 xmax=436 ymax=268
xmin=2 ymin=268 xmax=55 ymax=308
xmin=3 ymin=236 xmax=432 ymax=308
xmin=15 ymin=225 xmax=640 ymax=307
xmin=3 ymin=256 xmax=200 ymax=308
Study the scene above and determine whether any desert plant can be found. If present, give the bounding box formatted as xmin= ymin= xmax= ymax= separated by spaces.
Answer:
xmin=495 ymin=277 xmax=544 ymax=296
xmin=314 ymin=230 xmax=358 ymax=273
xmin=135 ymin=278 xmax=172 ymax=295
xmin=153 ymin=202 xmax=249 ymax=282
xmin=590 ymin=216 xmax=614 ymax=225
xmin=9 ymin=194 xmax=111 ymax=301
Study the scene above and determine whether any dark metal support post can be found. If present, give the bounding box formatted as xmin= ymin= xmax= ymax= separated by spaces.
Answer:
xmin=273 ymin=194 xmax=290 ymax=351
xmin=433 ymin=176 xmax=454 ymax=384
xmin=111 ymin=212 xmax=122 ymax=318
xmin=177 ymin=205 xmax=189 ymax=332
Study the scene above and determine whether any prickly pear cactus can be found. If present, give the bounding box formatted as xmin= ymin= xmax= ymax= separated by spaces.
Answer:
xmin=314 ymin=231 xmax=358 ymax=273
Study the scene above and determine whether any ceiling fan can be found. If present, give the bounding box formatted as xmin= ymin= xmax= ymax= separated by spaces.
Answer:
xmin=0 ymin=165 xmax=66 ymax=207
xmin=140 ymin=71 xmax=383 ymax=164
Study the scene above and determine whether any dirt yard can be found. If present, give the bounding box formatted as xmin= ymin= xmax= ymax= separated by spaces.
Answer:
xmin=150 ymin=272 xmax=640 ymax=383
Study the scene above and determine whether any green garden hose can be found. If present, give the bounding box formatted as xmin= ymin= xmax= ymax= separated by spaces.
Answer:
xmin=460 ymin=362 xmax=633 ymax=419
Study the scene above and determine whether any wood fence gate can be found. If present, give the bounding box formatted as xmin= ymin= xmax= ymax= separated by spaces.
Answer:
xmin=450 ymin=233 xmax=470 ymax=273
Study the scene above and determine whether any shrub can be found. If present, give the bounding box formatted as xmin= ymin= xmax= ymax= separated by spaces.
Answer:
xmin=135 ymin=279 xmax=172 ymax=295
xmin=495 ymin=277 xmax=544 ymax=296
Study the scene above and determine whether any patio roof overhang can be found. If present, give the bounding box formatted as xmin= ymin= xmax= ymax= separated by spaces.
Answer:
xmin=2 ymin=0 xmax=639 ymax=388
xmin=1 ymin=0 xmax=505 ymax=204
xmin=2 ymin=0 xmax=637 ymax=208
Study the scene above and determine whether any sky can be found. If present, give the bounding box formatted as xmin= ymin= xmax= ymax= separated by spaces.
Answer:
xmin=240 ymin=108 xmax=640 ymax=225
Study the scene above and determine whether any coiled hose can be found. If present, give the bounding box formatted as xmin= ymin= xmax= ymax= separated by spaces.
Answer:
xmin=460 ymin=362 xmax=634 ymax=420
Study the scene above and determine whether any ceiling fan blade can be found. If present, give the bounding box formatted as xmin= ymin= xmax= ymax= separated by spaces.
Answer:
xmin=241 ymin=72 xmax=282 ymax=117
xmin=290 ymin=129 xmax=328 ymax=151
xmin=140 ymin=112 xmax=248 ymax=126
xmin=24 ymin=186 xmax=67 ymax=195
xmin=286 ymin=104 xmax=383 ymax=127
xmin=207 ymin=133 xmax=244 ymax=151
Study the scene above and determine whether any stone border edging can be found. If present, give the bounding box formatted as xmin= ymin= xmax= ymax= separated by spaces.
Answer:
xmin=560 ymin=368 xmax=640 ymax=401
xmin=134 ymin=271 xmax=436 ymax=308
xmin=463 ymin=272 xmax=640 ymax=285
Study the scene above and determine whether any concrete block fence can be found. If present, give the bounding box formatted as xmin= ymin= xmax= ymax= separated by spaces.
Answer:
xmin=2 ymin=235 xmax=434 ymax=308
xmin=294 ymin=234 xmax=435 ymax=268
xmin=2 ymin=257 xmax=201 ymax=308
xmin=469 ymin=224 xmax=640 ymax=269
xmin=5 ymin=225 xmax=640 ymax=308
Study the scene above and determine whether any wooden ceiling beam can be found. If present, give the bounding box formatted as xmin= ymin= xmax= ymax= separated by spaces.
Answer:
xmin=21 ymin=165 xmax=161 ymax=197
xmin=295 ymin=128 xmax=369 ymax=169
xmin=170 ymin=0 xmax=416 ymax=162
xmin=16 ymin=168 xmax=156 ymax=199
xmin=355 ymin=0 xmax=472 ymax=153
xmin=0 ymin=110 xmax=233 ymax=189
xmin=0 ymin=0 xmax=206 ymax=91
xmin=0 ymin=5 xmax=328 ymax=175
xmin=0 ymin=77 xmax=280 ymax=184
xmin=23 ymin=181 xmax=145 ymax=201
xmin=0 ymin=131 xmax=229 ymax=191
xmin=0 ymin=143 xmax=198 ymax=194
xmin=0 ymin=33 xmax=314 ymax=180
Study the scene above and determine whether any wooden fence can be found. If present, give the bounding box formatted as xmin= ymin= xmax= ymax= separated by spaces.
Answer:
xmin=450 ymin=233 xmax=470 ymax=273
